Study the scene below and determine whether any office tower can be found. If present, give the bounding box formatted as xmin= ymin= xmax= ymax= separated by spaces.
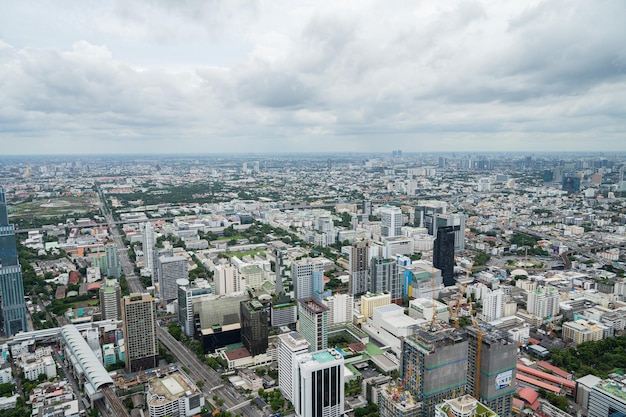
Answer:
xmin=433 ymin=226 xmax=456 ymax=287
xmin=0 ymin=186 xmax=27 ymax=336
xmin=105 ymin=243 xmax=121 ymax=279
xmin=527 ymin=286 xmax=559 ymax=319
xmin=433 ymin=213 xmax=466 ymax=253
xmin=562 ymin=176 xmax=581 ymax=194
xmin=157 ymin=255 xmax=188 ymax=302
xmin=152 ymin=247 xmax=173 ymax=288
xmin=141 ymin=222 xmax=155 ymax=280
xmin=122 ymin=293 xmax=158 ymax=372
xmin=401 ymin=327 xmax=468 ymax=417
xmin=298 ymin=297 xmax=329 ymax=352
xmin=177 ymin=279 xmax=194 ymax=337
xmin=291 ymin=258 xmax=325 ymax=300
xmin=370 ymin=257 xmax=402 ymax=304
xmin=380 ymin=205 xmax=403 ymax=238
xmin=275 ymin=249 xmax=285 ymax=295
xmin=414 ymin=201 xmax=447 ymax=232
xmin=240 ymin=299 xmax=269 ymax=356
xmin=349 ymin=241 xmax=370 ymax=297
xmin=99 ymin=281 xmax=122 ymax=320
xmin=294 ymin=349 xmax=345 ymax=417
xmin=466 ymin=327 xmax=516 ymax=417
xmin=278 ymin=331 xmax=310 ymax=404
xmin=361 ymin=292 xmax=392 ymax=319
xmin=322 ymin=293 xmax=353 ymax=325
xmin=482 ymin=290 xmax=504 ymax=322
xmin=213 ymin=264 xmax=242 ymax=295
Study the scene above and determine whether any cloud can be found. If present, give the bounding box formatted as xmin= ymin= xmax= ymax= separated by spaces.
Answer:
xmin=0 ymin=0 xmax=625 ymax=154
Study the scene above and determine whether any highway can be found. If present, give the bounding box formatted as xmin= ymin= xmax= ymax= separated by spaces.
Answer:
xmin=97 ymin=186 xmax=262 ymax=417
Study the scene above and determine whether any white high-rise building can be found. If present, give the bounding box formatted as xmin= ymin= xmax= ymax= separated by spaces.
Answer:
xmin=158 ymin=256 xmax=188 ymax=302
xmin=483 ymin=289 xmax=504 ymax=322
xmin=291 ymin=258 xmax=325 ymax=300
xmin=294 ymin=349 xmax=345 ymax=417
xmin=141 ymin=222 xmax=155 ymax=283
xmin=322 ymin=293 xmax=353 ymax=325
xmin=380 ymin=206 xmax=403 ymax=238
xmin=278 ymin=332 xmax=310 ymax=404
xmin=527 ymin=286 xmax=560 ymax=319
xmin=214 ymin=264 xmax=242 ymax=295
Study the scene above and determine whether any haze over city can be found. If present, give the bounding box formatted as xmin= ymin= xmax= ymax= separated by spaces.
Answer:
xmin=1 ymin=0 xmax=626 ymax=155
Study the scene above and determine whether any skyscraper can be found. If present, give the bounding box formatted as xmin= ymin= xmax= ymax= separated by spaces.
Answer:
xmin=370 ymin=257 xmax=402 ymax=304
xmin=298 ymin=297 xmax=329 ymax=352
xmin=465 ymin=327 xmax=516 ymax=417
xmin=414 ymin=201 xmax=447 ymax=232
xmin=122 ymin=293 xmax=158 ymax=372
xmin=527 ymin=286 xmax=560 ymax=319
xmin=482 ymin=290 xmax=504 ymax=322
xmin=105 ymin=243 xmax=121 ymax=279
xmin=141 ymin=222 xmax=155 ymax=282
xmin=433 ymin=226 xmax=456 ymax=287
xmin=240 ymin=299 xmax=269 ymax=356
xmin=213 ymin=264 xmax=241 ymax=295
xmin=294 ymin=349 xmax=345 ymax=417
xmin=99 ymin=280 xmax=122 ymax=320
xmin=380 ymin=206 xmax=403 ymax=238
xmin=349 ymin=241 xmax=370 ymax=297
xmin=291 ymin=258 xmax=325 ymax=300
xmin=433 ymin=213 xmax=466 ymax=253
xmin=157 ymin=255 xmax=188 ymax=302
xmin=0 ymin=186 xmax=27 ymax=336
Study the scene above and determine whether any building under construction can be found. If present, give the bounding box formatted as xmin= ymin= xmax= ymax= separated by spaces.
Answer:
xmin=379 ymin=382 xmax=421 ymax=417
xmin=465 ymin=326 xmax=517 ymax=417
xmin=401 ymin=323 xmax=468 ymax=417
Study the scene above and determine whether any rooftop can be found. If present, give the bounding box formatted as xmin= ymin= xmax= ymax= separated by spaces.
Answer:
xmin=147 ymin=371 xmax=199 ymax=406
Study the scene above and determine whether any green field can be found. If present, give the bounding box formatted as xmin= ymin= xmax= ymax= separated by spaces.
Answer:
xmin=9 ymin=195 xmax=100 ymax=228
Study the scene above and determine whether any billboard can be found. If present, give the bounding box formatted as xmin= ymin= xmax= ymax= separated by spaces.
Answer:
xmin=495 ymin=370 xmax=513 ymax=390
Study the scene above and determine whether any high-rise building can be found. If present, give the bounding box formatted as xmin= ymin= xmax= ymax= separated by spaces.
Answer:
xmin=271 ymin=297 xmax=298 ymax=327
xmin=294 ymin=349 xmax=345 ymax=417
xmin=465 ymin=327 xmax=516 ymax=417
xmin=298 ymin=297 xmax=329 ymax=352
xmin=0 ymin=186 xmax=27 ymax=336
xmin=482 ymin=290 xmax=504 ymax=322
xmin=433 ymin=213 xmax=466 ymax=253
xmin=291 ymin=258 xmax=325 ymax=300
xmin=105 ymin=243 xmax=121 ymax=279
xmin=158 ymin=255 xmax=188 ymax=302
xmin=141 ymin=222 xmax=155 ymax=282
xmin=122 ymin=293 xmax=158 ymax=372
xmin=240 ymin=299 xmax=269 ymax=356
xmin=99 ymin=280 xmax=122 ymax=321
xmin=588 ymin=379 xmax=626 ymax=417
xmin=322 ymin=293 xmax=353 ymax=325
xmin=152 ymin=247 xmax=173 ymax=288
xmin=370 ymin=257 xmax=402 ymax=304
xmin=275 ymin=249 xmax=285 ymax=295
xmin=213 ymin=264 xmax=242 ymax=295
xmin=414 ymin=201 xmax=447 ymax=232
xmin=401 ymin=326 xmax=468 ymax=417
xmin=360 ymin=292 xmax=392 ymax=319
xmin=527 ymin=286 xmax=559 ymax=319
xmin=562 ymin=176 xmax=581 ymax=194
xmin=349 ymin=241 xmax=370 ymax=297
xmin=278 ymin=331 xmax=310 ymax=404
xmin=433 ymin=226 xmax=456 ymax=287
xmin=380 ymin=206 xmax=403 ymax=238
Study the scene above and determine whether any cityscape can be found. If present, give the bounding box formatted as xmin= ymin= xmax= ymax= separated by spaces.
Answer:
xmin=0 ymin=152 xmax=626 ymax=417
xmin=2 ymin=2 xmax=626 ymax=417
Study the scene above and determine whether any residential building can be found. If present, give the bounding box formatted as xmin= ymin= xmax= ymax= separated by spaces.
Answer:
xmin=349 ymin=241 xmax=370 ymax=297
xmin=105 ymin=243 xmax=121 ymax=279
xmin=99 ymin=280 xmax=121 ymax=320
xmin=291 ymin=258 xmax=325 ymax=300
xmin=141 ymin=222 xmax=155 ymax=281
xmin=298 ymin=297 xmax=329 ymax=352
xmin=562 ymin=319 xmax=605 ymax=345
xmin=122 ymin=293 xmax=158 ymax=372
xmin=322 ymin=293 xmax=353 ymax=325
xmin=527 ymin=286 xmax=560 ymax=319
xmin=0 ymin=186 xmax=28 ymax=336
xmin=482 ymin=290 xmax=504 ymax=322
xmin=213 ymin=264 xmax=242 ymax=295
xmin=271 ymin=298 xmax=298 ymax=327
xmin=361 ymin=292 xmax=392 ymax=319
xmin=158 ymin=255 xmax=188 ymax=302
xmin=380 ymin=206 xmax=403 ymax=238
xmin=146 ymin=370 xmax=205 ymax=417
xmin=370 ymin=257 xmax=402 ymax=303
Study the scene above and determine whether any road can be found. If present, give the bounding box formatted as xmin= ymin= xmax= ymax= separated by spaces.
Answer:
xmin=97 ymin=186 xmax=262 ymax=417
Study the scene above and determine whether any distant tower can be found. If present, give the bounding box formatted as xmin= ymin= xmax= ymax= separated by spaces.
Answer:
xmin=433 ymin=226 xmax=456 ymax=287
xmin=380 ymin=205 xmax=403 ymax=238
xmin=122 ymin=293 xmax=158 ymax=372
xmin=177 ymin=279 xmax=194 ymax=337
xmin=0 ymin=186 xmax=28 ymax=336
xmin=370 ymin=257 xmax=402 ymax=304
xmin=349 ymin=241 xmax=370 ymax=297
xmin=240 ymin=299 xmax=269 ymax=356
xmin=141 ymin=222 xmax=155 ymax=282
xmin=298 ymin=297 xmax=329 ymax=352
xmin=275 ymin=249 xmax=284 ymax=294
xmin=105 ymin=243 xmax=121 ymax=279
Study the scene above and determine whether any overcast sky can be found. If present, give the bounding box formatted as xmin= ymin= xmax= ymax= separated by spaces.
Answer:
xmin=1 ymin=1 xmax=625 ymax=155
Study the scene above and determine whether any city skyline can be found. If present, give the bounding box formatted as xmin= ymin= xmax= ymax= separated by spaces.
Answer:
xmin=1 ymin=1 xmax=626 ymax=155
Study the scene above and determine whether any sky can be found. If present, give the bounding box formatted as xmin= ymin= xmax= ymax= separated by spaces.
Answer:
xmin=1 ymin=0 xmax=625 ymax=155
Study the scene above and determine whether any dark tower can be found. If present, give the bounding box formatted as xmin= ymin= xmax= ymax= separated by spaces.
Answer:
xmin=433 ymin=226 xmax=456 ymax=287
xmin=240 ymin=299 xmax=269 ymax=356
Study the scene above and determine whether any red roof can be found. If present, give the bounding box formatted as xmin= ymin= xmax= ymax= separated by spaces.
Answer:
xmin=87 ymin=282 xmax=101 ymax=291
xmin=224 ymin=347 xmax=251 ymax=361
xmin=517 ymin=364 xmax=575 ymax=389
xmin=518 ymin=387 xmax=540 ymax=405
xmin=537 ymin=361 xmax=572 ymax=380
xmin=69 ymin=271 xmax=80 ymax=285
xmin=517 ymin=374 xmax=561 ymax=395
